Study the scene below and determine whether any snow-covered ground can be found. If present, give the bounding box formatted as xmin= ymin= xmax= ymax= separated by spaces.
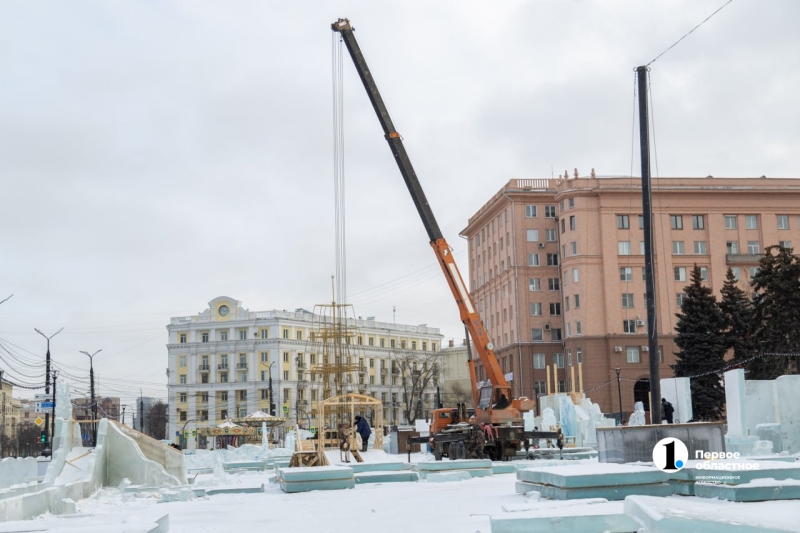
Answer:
xmin=3 ymin=450 xmax=800 ymax=532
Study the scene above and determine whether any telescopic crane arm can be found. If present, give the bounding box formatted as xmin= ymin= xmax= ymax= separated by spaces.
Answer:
xmin=331 ymin=19 xmax=511 ymax=413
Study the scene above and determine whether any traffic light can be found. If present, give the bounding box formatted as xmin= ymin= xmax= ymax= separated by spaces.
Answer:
xmin=40 ymin=431 xmax=46 ymax=443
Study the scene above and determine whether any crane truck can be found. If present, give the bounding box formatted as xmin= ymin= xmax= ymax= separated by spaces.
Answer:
xmin=332 ymin=19 xmax=558 ymax=460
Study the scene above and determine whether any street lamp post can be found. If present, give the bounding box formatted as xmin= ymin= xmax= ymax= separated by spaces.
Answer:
xmin=80 ymin=350 xmax=101 ymax=447
xmin=34 ymin=327 xmax=63 ymax=456
xmin=121 ymin=405 xmax=127 ymax=426
xmin=615 ymin=367 xmax=623 ymax=425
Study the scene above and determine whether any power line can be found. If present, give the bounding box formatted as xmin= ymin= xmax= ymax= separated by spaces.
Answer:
xmin=646 ymin=0 xmax=734 ymax=66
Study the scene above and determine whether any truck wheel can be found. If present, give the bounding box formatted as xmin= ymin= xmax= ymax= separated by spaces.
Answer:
xmin=434 ymin=447 xmax=443 ymax=461
xmin=449 ymin=442 xmax=462 ymax=460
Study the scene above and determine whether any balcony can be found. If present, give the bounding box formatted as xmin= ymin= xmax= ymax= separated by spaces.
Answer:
xmin=297 ymin=381 xmax=308 ymax=389
xmin=726 ymin=253 xmax=764 ymax=264
xmin=380 ymin=368 xmax=388 ymax=375
xmin=237 ymin=363 xmax=248 ymax=370
xmin=199 ymin=364 xmax=210 ymax=371
xmin=218 ymin=363 xmax=229 ymax=370
xmin=358 ymin=366 xmax=367 ymax=374
xmin=391 ymin=368 xmax=400 ymax=375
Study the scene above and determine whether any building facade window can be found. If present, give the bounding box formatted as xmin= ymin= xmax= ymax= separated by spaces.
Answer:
xmin=619 ymin=241 xmax=631 ymax=255
xmin=526 ymin=229 xmax=539 ymax=242
xmin=617 ymin=215 xmax=629 ymax=229
xmin=545 ymin=205 xmax=556 ymax=218
xmin=533 ymin=353 xmax=545 ymax=369
xmin=725 ymin=215 xmax=737 ymax=229
xmin=530 ymin=302 xmax=542 ymax=316
xmin=547 ymin=253 xmax=559 ymax=266
xmin=548 ymin=278 xmax=560 ymax=291
xmin=674 ymin=267 xmax=687 ymax=281
xmin=525 ymin=205 xmax=537 ymax=218
xmin=622 ymin=293 xmax=634 ymax=308
xmin=529 ymin=278 xmax=541 ymax=291
xmin=745 ymin=215 xmax=758 ymax=229
xmin=531 ymin=329 xmax=543 ymax=342
xmin=620 ymin=267 xmax=633 ymax=281
xmin=727 ymin=241 xmax=739 ymax=254
xmin=777 ymin=215 xmax=789 ymax=229
xmin=546 ymin=229 xmax=557 ymax=242
xmin=549 ymin=302 xmax=561 ymax=316
xmin=623 ymin=320 xmax=636 ymax=333
xmin=747 ymin=241 xmax=761 ymax=255
xmin=672 ymin=241 xmax=685 ymax=255
xmin=670 ymin=215 xmax=683 ymax=230
xmin=179 ymin=334 xmax=187 ymax=344
xmin=694 ymin=241 xmax=707 ymax=254
xmin=692 ymin=215 xmax=705 ymax=229
xmin=626 ymin=347 xmax=640 ymax=363
xmin=528 ymin=253 xmax=540 ymax=266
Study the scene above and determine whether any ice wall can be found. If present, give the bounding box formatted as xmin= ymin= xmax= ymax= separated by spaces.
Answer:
xmin=0 ymin=457 xmax=37 ymax=489
xmin=660 ymin=377 xmax=692 ymax=424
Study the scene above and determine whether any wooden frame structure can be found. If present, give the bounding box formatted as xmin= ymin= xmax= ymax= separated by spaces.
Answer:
xmin=315 ymin=393 xmax=383 ymax=464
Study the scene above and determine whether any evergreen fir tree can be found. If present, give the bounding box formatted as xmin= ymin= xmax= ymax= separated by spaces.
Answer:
xmin=719 ymin=267 xmax=757 ymax=365
xmin=750 ymin=245 xmax=800 ymax=378
xmin=672 ymin=265 xmax=727 ymax=421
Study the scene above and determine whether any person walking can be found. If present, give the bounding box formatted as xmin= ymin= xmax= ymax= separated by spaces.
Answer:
xmin=355 ymin=415 xmax=371 ymax=452
xmin=661 ymin=398 xmax=675 ymax=424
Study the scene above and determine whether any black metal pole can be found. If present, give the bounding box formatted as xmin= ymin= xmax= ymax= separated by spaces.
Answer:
xmin=616 ymin=367 xmax=623 ymax=423
xmin=140 ymin=390 xmax=144 ymax=433
xmin=636 ymin=65 xmax=661 ymax=424
xmin=45 ymin=343 xmax=50 ymax=447
xmin=50 ymin=371 xmax=58 ymax=446
xmin=268 ymin=362 xmax=275 ymax=416
xmin=90 ymin=365 xmax=96 ymax=446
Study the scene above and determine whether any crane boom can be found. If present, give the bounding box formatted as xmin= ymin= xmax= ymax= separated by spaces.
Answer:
xmin=331 ymin=19 xmax=517 ymax=421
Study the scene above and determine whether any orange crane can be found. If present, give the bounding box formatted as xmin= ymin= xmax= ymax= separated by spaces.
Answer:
xmin=332 ymin=19 xmax=547 ymax=460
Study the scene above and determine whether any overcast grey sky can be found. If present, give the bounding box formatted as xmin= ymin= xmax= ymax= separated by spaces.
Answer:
xmin=1 ymin=1 xmax=798 ymax=406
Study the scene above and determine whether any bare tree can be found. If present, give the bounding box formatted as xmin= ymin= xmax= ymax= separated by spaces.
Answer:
xmin=394 ymin=350 xmax=442 ymax=424
xmin=447 ymin=381 xmax=472 ymax=408
xmin=145 ymin=401 xmax=168 ymax=440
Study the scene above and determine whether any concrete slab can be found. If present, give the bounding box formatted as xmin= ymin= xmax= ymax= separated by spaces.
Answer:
xmin=425 ymin=471 xmax=472 ymax=483
xmin=206 ymin=484 xmax=265 ymax=495
xmin=517 ymin=463 xmax=668 ymax=488
xmin=695 ymin=479 xmax=800 ymax=502
xmin=415 ymin=459 xmax=492 ymax=472
xmin=490 ymin=501 xmax=639 ymax=533
xmin=279 ymin=478 xmax=355 ymax=493
xmin=625 ymin=494 xmax=797 ymax=532
xmin=222 ymin=460 xmax=270 ymax=472
xmin=491 ymin=463 xmax=517 ymax=474
xmin=522 ymin=481 xmax=673 ymax=500
xmin=277 ymin=466 xmax=353 ymax=482
xmin=418 ymin=468 xmax=492 ymax=480
xmin=337 ymin=462 xmax=408 ymax=473
xmin=354 ymin=471 xmax=418 ymax=484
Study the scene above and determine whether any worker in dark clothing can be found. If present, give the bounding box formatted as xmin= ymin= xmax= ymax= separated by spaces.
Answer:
xmin=494 ymin=394 xmax=510 ymax=409
xmin=355 ymin=415 xmax=371 ymax=452
xmin=661 ymin=398 xmax=675 ymax=424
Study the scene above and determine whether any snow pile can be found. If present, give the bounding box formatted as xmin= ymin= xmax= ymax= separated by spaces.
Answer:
xmin=184 ymin=444 xmax=292 ymax=470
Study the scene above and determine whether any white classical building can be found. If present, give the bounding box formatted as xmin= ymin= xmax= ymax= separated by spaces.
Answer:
xmin=166 ymin=296 xmax=444 ymax=449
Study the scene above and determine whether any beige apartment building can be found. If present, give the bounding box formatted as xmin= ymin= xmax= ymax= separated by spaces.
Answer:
xmin=167 ymin=297 xmax=444 ymax=450
xmin=462 ymin=174 xmax=800 ymax=419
